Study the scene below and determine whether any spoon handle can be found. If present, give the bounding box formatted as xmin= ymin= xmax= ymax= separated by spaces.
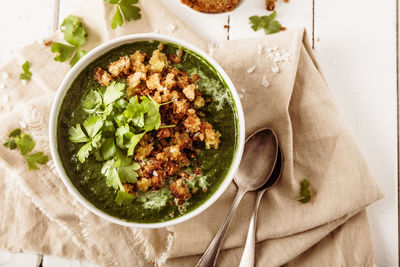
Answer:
xmin=239 ymin=190 xmax=265 ymax=267
xmin=196 ymin=187 xmax=247 ymax=267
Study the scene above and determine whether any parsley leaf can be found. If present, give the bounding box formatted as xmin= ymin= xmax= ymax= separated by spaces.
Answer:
xmin=61 ymin=15 xmax=87 ymax=47
xmin=3 ymin=128 xmax=22 ymax=150
xmin=15 ymin=134 xmax=35 ymax=155
xmin=69 ymin=116 xmax=103 ymax=163
xmin=115 ymin=190 xmax=135 ymax=205
xmin=3 ymin=129 xmax=49 ymax=171
xmin=104 ymin=81 xmax=126 ymax=106
xmin=118 ymin=162 xmax=139 ymax=183
xmin=249 ymin=11 xmax=282 ymax=35
xmin=101 ymin=137 xmax=117 ymax=160
xmin=51 ymin=15 xmax=87 ymax=66
xmin=105 ymin=0 xmax=141 ymax=29
xmin=20 ymin=61 xmax=32 ymax=80
xmin=127 ymin=132 xmax=145 ymax=156
xmin=25 ymin=152 xmax=49 ymax=171
xmin=298 ymin=179 xmax=313 ymax=203
xmin=82 ymin=90 xmax=102 ymax=113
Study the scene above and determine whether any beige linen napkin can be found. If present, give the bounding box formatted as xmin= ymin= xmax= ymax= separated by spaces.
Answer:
xmin=0 ymin=0 xmax=383 ymax=266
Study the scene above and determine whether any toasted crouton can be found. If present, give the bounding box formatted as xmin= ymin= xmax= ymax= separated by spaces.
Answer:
xmin=205 ymin=128 xmax=221 ymax=149
xmin=93 ymin=67 xmax=112 ymax=86
xmin=149 ymin=50 xmax=168 ymax=72
xmin=183 ymin=84 xmax=196 ymax=101
xmin=108 ymin=56 xmax=131 ymax=77
xmin=146 ymin=73 xmax=163 ymax=90
xmin=127 ymin=71 xmax=146 ymax=88
xmin=194 ymin=96 xmax=205 ymax=108
xmin=122 ymin=183 xmax=136 ymax=196
xmin=137 ymin=178 xmax=151 ymax=192
xmin=170 ymin=179 xmax=191 ymax=201
xmin=130 ymin=51 xmax=148 ymax=73
xmin=164 ymin=145 xmax=181 ymax=161
xmin=135 ymin=143 xmax=154 ymax=160
xmin=162 ymin=73 xmax=176 ymax=89
xmin=184 ymin=114 xmax=201 ymax=133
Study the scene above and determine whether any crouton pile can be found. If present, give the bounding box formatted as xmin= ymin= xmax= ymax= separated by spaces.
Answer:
xmin=93 ymin=46 xmax=221 ymax=205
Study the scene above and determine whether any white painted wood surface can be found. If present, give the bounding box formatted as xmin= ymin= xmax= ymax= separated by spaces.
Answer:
xmin=0 ymin=0 xmax=397 ymax=266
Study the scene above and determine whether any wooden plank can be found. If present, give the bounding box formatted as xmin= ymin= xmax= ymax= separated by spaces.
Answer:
xmin=229 ymin=0 xmax=313 ymax=40
xmin=314 ymin=1 xmax=398 ymax=266
xmin=0 ymin=0 xmax=56 ymax=63
xmin=0 ymin=251 xmax=41 ymax=267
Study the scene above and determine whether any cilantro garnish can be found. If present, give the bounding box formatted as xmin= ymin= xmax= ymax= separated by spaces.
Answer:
xmin=3 ymin=129 xmax=49 ymax=170
xmin=51 ymin=15 xmax=87 ymax=66
xmin=68 ymin=79 xmax=172 ymax=204
xmin=104 ymin=0 xmax=141 ymax=29
xmin=69 ymin=115 xmax=104 ymax=163
xmin=20 ymin=61 xmax=32 ymax=80
xmin=249 ymin=11 xmax=282 ymax=35
xmin=298 ymin=179 xmax=312 ymax=203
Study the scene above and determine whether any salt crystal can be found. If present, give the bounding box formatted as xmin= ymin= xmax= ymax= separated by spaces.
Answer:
xmin=21 ymin=80 xmax=27 ymax=85
xmin=20 ymin=121 xmax=27 ymax=128
xmin=240 ymin=88 xmax=246 ymax=93
xmin=153 ymin=170 xmax=158 ymax=177
xmin=271 ymin=65 xmax=280 ymax=73
xmin=0 ymin=83 xmax=5 ymax=90
xmin=261 ymin=76 xmax=270 ymax=88
xmin=2 ymin=72 xmax=9 ymax=80
xmin=247 ymin=66 xmax=256 ymax=73
xmin=165 ymin=24 xmax=176 ymax=33
xmin=257 ymin=44 xmax=263 ymax=55
xmin=266 ymin=47 xmax=272 ymax=53
xmin=272 ymin=47 xmax=278 ymax=51
xmin=239 ymin=94 xmax=244 ymax=99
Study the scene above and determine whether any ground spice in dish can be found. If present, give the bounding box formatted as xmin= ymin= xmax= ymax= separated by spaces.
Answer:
xmin=181 ymin=0 xmax=238 ymax=13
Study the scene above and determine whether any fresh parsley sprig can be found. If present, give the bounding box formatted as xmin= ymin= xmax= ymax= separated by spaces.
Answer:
xmin=249 ymin=11 xmax=282 ymax=35
xmin=68 ymin=80 xmax=169 ymax=205
xmin=298 ymin=179 xmax=313 ymax=203
xmin=3 ymin=129 xmax=49 ymax=171
xmin=19 ymin=61 xmax=32 ymax=80
xmin=104 ymin=0 xmax=141 ymax=29
xmin=51 ymin=15 xmax=87 ymax=66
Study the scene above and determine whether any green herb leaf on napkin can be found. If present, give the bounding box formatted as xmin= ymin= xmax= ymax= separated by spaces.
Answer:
xmin=105 ymin=0 xmax=141 ymax=29
xmin=51 ymin=15 xmax=87 ymax=66
xmin=298 ymin=179 xmax=313 ymax=203
xmin=3 ymin=129 xmax=49 ymax=171
xmin=249 ymin=11 xmax=282 ymax=35
xmin=19 ymin=61 xmax=32 ymax=80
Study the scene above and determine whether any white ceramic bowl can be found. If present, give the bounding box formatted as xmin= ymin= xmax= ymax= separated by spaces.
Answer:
xmin=49 ymin=34 xmax=245 ymax=228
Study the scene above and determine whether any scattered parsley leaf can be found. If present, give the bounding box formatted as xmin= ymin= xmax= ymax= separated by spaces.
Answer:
xmin=105 ymin=0 xmax=141 ymax=29
xmin=249 ymin=11 xmax=282 ymax=35
xmin=3 ymin=128 xmax=22 ymax=150
xmin=51 ymin=43 xmax=76 ymax=62
xmin=15 ymin=134 xmax=35 ymax=155
xmin=115 ymin=190 xmax=135 ymax=205
xmin=3 ymin=129 xmax=48 ymax=171
xmin=19 ymin=61 xmax=32 ymax=80
xmin=104 ymin=81 xmax=126 ymax=106
xmin=298 ymin=179 xmax=312 ymax=203
xmin=61 ymin=15 xmax=87 ymax=47
xmin=70 ymin=48 xmax=86 ymax=66
xmin=51 ymin=15 xmax=87 ymax=66
xmin=25 ymin=152 xmax=49 ymax=170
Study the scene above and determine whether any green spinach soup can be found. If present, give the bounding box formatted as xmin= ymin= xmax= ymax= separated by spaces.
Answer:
xmin=57 ymin=41 xmax=238 ymax=223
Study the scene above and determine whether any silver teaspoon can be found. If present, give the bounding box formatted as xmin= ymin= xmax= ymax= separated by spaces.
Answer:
xmin=239 ymin=144 xmax=283 ymax=267
xmin=196 ymin=128 xmax=279 ymax=267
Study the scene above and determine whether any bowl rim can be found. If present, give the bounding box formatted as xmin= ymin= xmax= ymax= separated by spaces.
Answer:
xmin=49 ymin=33 xmax=245 ymax=229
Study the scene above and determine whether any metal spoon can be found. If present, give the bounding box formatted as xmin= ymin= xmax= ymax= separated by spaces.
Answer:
xmin=196 ymin=128 xmax=279 ymax=267
xmin=239 ymin=145 xmax=283 ymax=267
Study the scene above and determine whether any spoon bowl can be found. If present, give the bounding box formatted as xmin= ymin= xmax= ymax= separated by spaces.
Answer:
xmin=235 ymin=128 xmax=279 ymax=190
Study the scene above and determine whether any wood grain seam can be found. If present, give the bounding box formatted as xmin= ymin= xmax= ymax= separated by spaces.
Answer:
xmin=312 ymin=0 xmax=315 ymax=49
xmin=397 ymin=0 xmax=399 ymax=264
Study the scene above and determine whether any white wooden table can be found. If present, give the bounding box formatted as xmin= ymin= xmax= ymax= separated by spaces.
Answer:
xmin=0 ymin=0 xmax=398 ymax=266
